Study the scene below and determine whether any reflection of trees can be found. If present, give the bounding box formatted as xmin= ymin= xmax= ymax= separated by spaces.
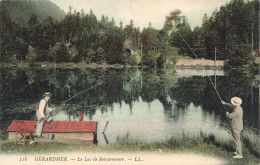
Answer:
xmin=168 ymin=69 xmax=256 ymax=114
xmin=165 ymin=76 xmax=209 ymax=122
xmin=1 ymin=67 xmax=177 ymax=118
xmin=157 ymin=69 xmax=177 ymax=110
xmin=141 ymin=68 xmax=160 ymax=102
xmin=166 ymin=69 xmax=258 ymax=135
xmin=122 ymin=68 xmax=141 ymax=111
xmin=169 ymin=76 xmax=207 ymax=107
xmin=0 ymin=67 xmax=258 ymax=135
xmin=64 ymin=104 xmax=98 ymax=121
xmin=142 ymin=68 xmax=177 ymax=106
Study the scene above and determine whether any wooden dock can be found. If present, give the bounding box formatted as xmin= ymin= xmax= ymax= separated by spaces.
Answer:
xmin=6 ymin=120 xmax=98 ymax=144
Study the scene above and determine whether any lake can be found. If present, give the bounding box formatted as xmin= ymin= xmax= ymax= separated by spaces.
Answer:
xmin=0 ymin=67 xmax=259 ymax=145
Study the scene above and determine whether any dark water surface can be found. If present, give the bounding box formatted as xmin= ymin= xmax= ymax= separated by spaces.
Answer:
xmin=0 ymin=67 xmax=259 ymax=145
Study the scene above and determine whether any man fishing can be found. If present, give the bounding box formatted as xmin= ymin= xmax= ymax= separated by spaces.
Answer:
xmin=221 ymin=97 xmax=243 ymax=159
xmin=34 ymin=84 xmax=102 ymax=138
xmin=181 ymin=33 xmax=245 ymax=159
xmin=35 ymin=92 xmax=56 ymax=138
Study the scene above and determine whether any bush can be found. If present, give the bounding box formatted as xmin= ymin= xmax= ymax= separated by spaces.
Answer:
xmin=127 ymin=54 xmax=138 ymax=66
xmin=26 ymin=45 xmax=38 ymax=62
xmin=142 ymin=50 xmax=159 ymax=67
xmin=86 ymin=49 xmax=96 ymax=63
xmin=123 ymin=53 xmax=138 ymax=66
xmin=68 ymin=45 xmax=79 ymax=62
xmin=96 ymin=47 xmax=105 ymax=64
xmin=0 ymin=130 xmax=8 ymax=140
xmin=225 ymin=44 xmax=255 ymax=69
xmin=56 ymin=43 xmax=70 ymax=63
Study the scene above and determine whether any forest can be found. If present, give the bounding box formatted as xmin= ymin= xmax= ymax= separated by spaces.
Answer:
xmin=0 ymin=0 xmax=259 ymax=68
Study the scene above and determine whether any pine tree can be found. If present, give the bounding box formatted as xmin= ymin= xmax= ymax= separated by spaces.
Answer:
xmin=56 ymin=43 xmax=70 ymax=63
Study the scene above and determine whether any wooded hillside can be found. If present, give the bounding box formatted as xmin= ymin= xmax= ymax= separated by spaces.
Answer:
xmin=4 ymin=0 xmax=65 ymax=25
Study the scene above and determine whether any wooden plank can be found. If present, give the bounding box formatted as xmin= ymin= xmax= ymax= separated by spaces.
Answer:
xmin=6 ymin=120 xmax=98 ymax=133
xmin=8 ymin=132 xmax=95 ymax=144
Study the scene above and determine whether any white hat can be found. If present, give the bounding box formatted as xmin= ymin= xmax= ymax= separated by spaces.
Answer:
xmin=43 ymin=92 xmax=52 ymax=97
xmin=231 ymin=97 xmax=242 ymax=106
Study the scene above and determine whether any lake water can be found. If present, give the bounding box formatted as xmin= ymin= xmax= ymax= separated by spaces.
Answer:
xmin=0 ymin=67 xmax=259 ymax=145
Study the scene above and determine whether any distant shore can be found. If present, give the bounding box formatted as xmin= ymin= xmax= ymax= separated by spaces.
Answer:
xmin=0 ymin=59 xmax=225 ymax=69
xmin=175 ymin=59 xmax=224 ymax=69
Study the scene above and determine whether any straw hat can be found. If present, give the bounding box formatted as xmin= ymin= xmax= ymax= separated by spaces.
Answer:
xmin=231 ymin=97 xmax=242 ymax=106
xmin=43 ymin=92 xmax=52 ymax=97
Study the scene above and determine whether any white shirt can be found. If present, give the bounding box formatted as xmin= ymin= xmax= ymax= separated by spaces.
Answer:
xmin=38 ymin=98 xmax=51 ymax=118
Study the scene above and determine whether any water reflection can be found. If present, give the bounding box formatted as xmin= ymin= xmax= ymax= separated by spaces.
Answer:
xmin=0 ymin=67 xmax=259 ymax=144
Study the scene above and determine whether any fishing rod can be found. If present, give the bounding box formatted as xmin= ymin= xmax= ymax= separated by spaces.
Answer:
xmin=39 ymin=82 xmax=104 ymax=123
xmin=180 ymin=37 xmax=227 ymax=111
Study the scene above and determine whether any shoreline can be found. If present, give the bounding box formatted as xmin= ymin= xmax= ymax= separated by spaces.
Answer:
xmin=0 ymin=59 xmax=225 ymax=69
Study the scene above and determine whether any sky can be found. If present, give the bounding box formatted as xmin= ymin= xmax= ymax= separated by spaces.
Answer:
xmin=50 ymin=0 xmax=232 ymax=30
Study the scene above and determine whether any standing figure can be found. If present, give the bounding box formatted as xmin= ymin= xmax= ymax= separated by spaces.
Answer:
xmin=221 ymin=97 xmax=243 ymax=159
xmin=79 ymin=111 xmax=84 ymax=121
xmin=35 ymin=92 xmax=55 ymax=138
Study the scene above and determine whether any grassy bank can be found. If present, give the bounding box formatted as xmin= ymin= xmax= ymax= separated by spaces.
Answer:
xmin=107 ymin=132 xmax=260 ymax=165
xmin=0 ymin=132 xmax=259 ymax=164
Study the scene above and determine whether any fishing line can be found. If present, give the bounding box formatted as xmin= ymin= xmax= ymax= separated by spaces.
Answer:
xmin=4 ymin=82 xmax=104 ymax=128
xmin=180 ymin=37 xmax=227 ymax=111
xmin=55 ymin=82 xmax=103 ymax=109
xmin=39 ymin=82 xmax=104 ymax=123
xmin=181 ymin=39 xmax=222 ymax=100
